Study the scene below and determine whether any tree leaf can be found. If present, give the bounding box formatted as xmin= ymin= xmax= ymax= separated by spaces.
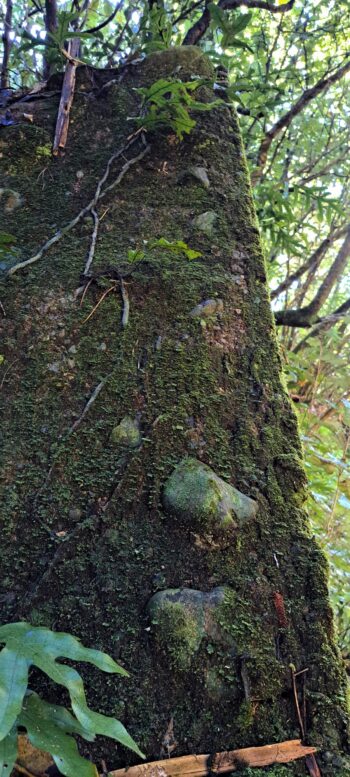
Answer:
xmin=2 ymin=624 xmax=128 ymax=676
xmin=26 ymin=659 xmax=144 ymax=757
xmin=0 ymin=727 xmax=17 ymax=777
xmin=24 ymin=692 xmax=95 ymax=742
xmin=0 ymin=647 xmax=29 ymax=740
xmin=19 ymin=694 xmax=98 ymax=777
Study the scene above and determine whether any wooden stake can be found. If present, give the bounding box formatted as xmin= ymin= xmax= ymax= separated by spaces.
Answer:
xmin=52 ymin=37 xmax=80 ymax=156
xmin=108 ymin=740 xmax=316 ymax=777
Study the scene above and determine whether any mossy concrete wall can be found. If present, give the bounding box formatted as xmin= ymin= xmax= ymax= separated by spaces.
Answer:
xmin=0 ymin=48 xmax=348 ymax=774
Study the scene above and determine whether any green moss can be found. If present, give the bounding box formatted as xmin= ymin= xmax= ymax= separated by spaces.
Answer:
xmin=151 ymin=601 xmax=202 ymax=671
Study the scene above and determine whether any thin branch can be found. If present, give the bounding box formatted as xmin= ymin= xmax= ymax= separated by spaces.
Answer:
xmin=69 ymin=378 xmax=107 ymax=434
xmin=106 ymin=15 xmax=131 ymax=64
xmin=120 ymin=278 xmax=130 ymax=327
xmin=293 ymin=297 xmax=350 ymax=353
xmin=290 ymin=666 xmax=305 ymax=739
xmin=271 ymin=224 xmax=350 ymax=300
xmin=183 ymin=0 xmax=294 ymax=46
xmin=83 ymin=207 xmax=99 ymax=276
xmin=252 ymin=57 xmax=350 ymax=183
xmin=84 ymin=0 xmax=123 ymax=33
xmin=275 ymin=228 xmax=350 ymax=327
xmin=174 ymin=0 xmax=205 ymax=25
xmin=81 ymin=283 xmax=117 ymax=324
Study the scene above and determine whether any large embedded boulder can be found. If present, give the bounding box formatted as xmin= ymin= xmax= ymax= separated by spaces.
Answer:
xmin=163 ymin=458 xmax=257 ymax=535
xmin=147 ymin=586 xmax=234 ymax=670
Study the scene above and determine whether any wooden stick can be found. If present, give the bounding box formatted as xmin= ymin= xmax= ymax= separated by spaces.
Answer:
xmin=52 ymin=37 xmax=80 ymax=155
xmin=108 ymin=740 xmax=317 ymax=777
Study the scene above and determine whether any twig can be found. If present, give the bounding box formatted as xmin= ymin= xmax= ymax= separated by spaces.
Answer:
xmin=81 ymin=283 xmax=117 ymax=324
xmin=101 ymin=760 xmax=109 ymax=777
xmin=7 ymin=134 xmax=150 ymax=277
xmin=290 ymin=665 xmax=305 ymax=739
xmin=0 ymin=358 xmax=18 ymax=389
xmin=0 ymin=299 xmax=5 ymax=316
xmin=83 ymin=207 xmax=99 ymax=276
xmin=120 ymin=278 xmax=129 ymax=327
xmin=85 ymin=0 xmax=123 ymax=34
xmin=69 ymin=378 xmax=107 ymax=434
xmin=79 ymin=276 xmax=93 ymax=304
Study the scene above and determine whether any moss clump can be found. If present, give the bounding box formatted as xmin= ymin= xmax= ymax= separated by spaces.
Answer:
xmin=151 ymin=600 xmax=203 ymax=671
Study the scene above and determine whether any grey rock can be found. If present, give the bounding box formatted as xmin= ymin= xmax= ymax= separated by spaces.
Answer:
xmin=187 ymin=166 xmax=210 ymax=188
xmin=190 ymin=298 xmax=224 ymax=318
xmin=193 ymin=210 xmax=218 ymax=236
xmin=47 ymin=362 xmax=60 ymax=373
xmin=178 ymin=166 xmax=210 ymax=189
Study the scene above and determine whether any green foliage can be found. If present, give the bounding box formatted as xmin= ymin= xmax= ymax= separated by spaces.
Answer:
xmin=0 ymin=622 xmax=144 ymax=777
xmin=208 ymin=4 xmax=253 ymax=51
xmin=126 ymin=237 xmax=202 ymax=264
xmin=284 ymin=336 xmax=350 ymax=659
xmin=139 ymin=3 xmax=178 ymax=52
xmin=134 ymin=78 xmax=223 ymax=138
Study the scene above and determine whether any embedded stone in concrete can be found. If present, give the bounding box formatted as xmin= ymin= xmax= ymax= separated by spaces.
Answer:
xmin=163 ymin=457 xmax=257 ymax=534
xmin=147 ymin=586 xmax=235 ymax=670
xmin=111 ymin=415 xmax=141 ymax=447
xmin=193 ymin=210 xmax=218 ymax=236
xmin=190 ymin=298 xmax=224 ymax=317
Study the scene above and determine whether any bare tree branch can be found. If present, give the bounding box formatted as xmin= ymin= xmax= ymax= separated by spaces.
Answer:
xmin=183 ymin=0 xmax=294 ymax=46
xmin=252 ymin=57 xmax=350 ymax=184
xmin=271 ymin=224 xmax=350 ymax=300
xmin=293 ymin=297 xmax=350 ymax=353
xmin=275 ymin=228 xmax=350 ymax=327
xmin=84 ymin=0 xmax=123 ymax=34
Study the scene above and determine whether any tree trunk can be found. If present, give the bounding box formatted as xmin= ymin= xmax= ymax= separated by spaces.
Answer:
xmin=0 ymin=48 xmax=348 ymax=775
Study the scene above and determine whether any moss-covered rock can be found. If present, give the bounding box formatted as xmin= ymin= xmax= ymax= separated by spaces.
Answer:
xmin=163 ymin=457 xmax=258 ymax=534
xmin=111 ymin=415 xmax=141 ymax=447
xmin=147 ymin=586 xmax=235 ymax=670
xmin=190 ymin=298 xmax=224 ymax=317
xmin=192 ymin=210 xmax=218 ymax=236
